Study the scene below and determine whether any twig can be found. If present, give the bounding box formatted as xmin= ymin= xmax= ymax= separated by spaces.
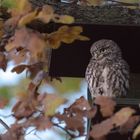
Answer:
xmin=0 ymin=118 xmax=9 ymax=130
xmin=26 ymin=128 xmax=36 ymax=135
xmin=34 ymin=131 xmax=43 ymax=140
xmin=0 ymin=114 xmax=13 ymax=118
xmin=53 ymin=123 xmax=86 ymax=140
xmin=53 ymin=123 xmax=74 ymax=139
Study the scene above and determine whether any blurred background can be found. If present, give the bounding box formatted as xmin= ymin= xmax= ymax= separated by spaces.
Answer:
xmin=0 ymin=62 xmax=87 ymax=140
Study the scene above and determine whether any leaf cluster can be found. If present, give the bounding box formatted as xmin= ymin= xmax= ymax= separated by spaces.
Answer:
xmin=0 ymin=0 xmax=89 ymax=74
xmin=0 ymin=0 xmax=90 ymax=139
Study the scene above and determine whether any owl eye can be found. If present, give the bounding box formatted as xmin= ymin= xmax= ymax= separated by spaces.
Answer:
xmin=100 ymin=48 xmax=106 ymax=52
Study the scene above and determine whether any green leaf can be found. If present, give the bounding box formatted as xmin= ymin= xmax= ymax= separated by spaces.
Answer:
xmin=51 ymin=77 xmax=83 ymax=94
xmin=1 ymin=0 xmax=16 ymax=8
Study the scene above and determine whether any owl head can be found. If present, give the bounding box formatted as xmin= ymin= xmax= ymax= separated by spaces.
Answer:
xmin=90 ymin=39 xmax=122 ymax=60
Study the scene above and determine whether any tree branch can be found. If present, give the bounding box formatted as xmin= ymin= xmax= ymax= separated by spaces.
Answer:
xmin=53 ymin=123 xmax=74 ymax=139
xmin=0 ymin=118 xmax=9 ymax=130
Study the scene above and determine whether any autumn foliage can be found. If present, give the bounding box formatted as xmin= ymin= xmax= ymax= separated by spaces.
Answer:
xmin=0 ymin=0 xmax=140 ymax=140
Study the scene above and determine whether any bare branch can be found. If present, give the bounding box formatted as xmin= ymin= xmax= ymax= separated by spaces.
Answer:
xmin=0 ymin=118 xmax=9 ymax=130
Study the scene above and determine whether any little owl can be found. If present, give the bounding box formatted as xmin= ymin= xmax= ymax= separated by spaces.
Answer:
xmin=85 ymin=39 xmax=129 ymax=98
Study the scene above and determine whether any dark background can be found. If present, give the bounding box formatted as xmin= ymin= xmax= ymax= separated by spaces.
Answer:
xmin=50 ymin=24 xmax=140 ymax=77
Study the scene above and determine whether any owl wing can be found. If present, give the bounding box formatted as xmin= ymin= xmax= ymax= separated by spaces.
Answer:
xmin=85 ymin=59 xmax=104 ymax=97
xmin=107 ymin=60 xmax=129 ymax=97
xmin=85 ymin=60 xmax=97 ymax=97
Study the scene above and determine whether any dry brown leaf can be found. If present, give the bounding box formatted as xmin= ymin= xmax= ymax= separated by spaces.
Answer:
xmin=12 ymin=71 xmax=44 ymax=119
xmin=36 ymin=5 xmax=54 ymax=23
xmin=27 ymin=62 xmax=44 ymax=78
xmin=36 ymin=5 xmax=75 ymax=24
xmin=0 ymin=52 xmax=7 ymax=71
xmin=46 ymin=25 xmax=89 ymax=49
xmin=69 ymin=96 xmax=91 ymax=111
xmin=58 ymin=25 xmax=82 ymax=35
xmin=65 ymin=115 xmax=84 ymax=133
xmin=119 ymin=115 xmax=140 ymax=134
xmin=133 ymin=124 xmax=140 ymax=139
xmin=11 ymin=64 xmax=28 ymax=74
xmin=43 ymin=94 xmax=67 ymax=116
xmin=112 ymin=107 xmax=135 ymax=127
xmin=12 ymin=99 xmax=37 ymax=119
xmin=90 ymin=107 xmax=135 ymax=139
xmin=77 ymin=35 xmax=90 ymax=41
xmin=5 ymin=0 xmax=33 ymax=28
xmin=0 ymin=96 xmax=9 ymax=109
xmin=60 ymin=26 xmax=89 ymax=43
xmin=5 ymin=27 xmax=30 ymax=51
xmin=4 ymin=16 xmax=21 ymax=30
xmin=27 ymin=32 xmax=46 ymax=62
xmin=9 ymin=49 xmax=28 ymax=64
xmin=0 ymin=123 xmax=23 ymax=140
xmin=25 ymin=116 xmax=53 ymax=130
xmin=55 ymin=97 xmax=96 ymax=135
xmin=90 ymin=118 xmax=113 ymax=138
xmin=67 ymin=96 xmax=97 ymax=118
xmin=6 ymin=27 xmax=46 ymax=63
xmin=18 ymin=10 xmax=38 ymax=27
xmin=56 ymin=113 xmax=84 ymax=134
xmin=53 ymin=14 xmax=74 ymax=24
xmin=0 ymin=19 xmax=4 ymax=39
xmin=47 ymin=32 xmax=62 ymax=49
xmin=94 ymin=96 xmax=116 ymax=117
xmin=85 ymin=108 xmax=97 ymax=118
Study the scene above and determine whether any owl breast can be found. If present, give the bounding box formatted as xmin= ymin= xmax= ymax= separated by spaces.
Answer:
xmin=85 ymin=58 xmax=129 ymax=98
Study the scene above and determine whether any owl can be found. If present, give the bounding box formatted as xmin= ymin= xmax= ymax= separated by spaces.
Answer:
xmin=85 ymin=39 xmax=129 ymax=98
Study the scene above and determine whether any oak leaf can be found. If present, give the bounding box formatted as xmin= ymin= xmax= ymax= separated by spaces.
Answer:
xmin=53 ymin=15 xmax=75 ymax=24
xmin=133 ymin=124 xmax=140 ymax=139
xmin=47 ymin=26 xmax=89 ymax=49
xmin=36 ymin=5 xmax=74 ymax=24
xmin=25 ymin=116 xmax=53 ymax=130
xmin=0 ymin=19 xmax=4 ymax=40
xmin=90 ymin=107 xmax=135 ymax=139
xmin=0 ymin=123 xmax=23 ymax=140
xmin=36 ymin=5 xmax=54 ymax=23
xmin=43 ymin=94 xmax=67 ymax=116
xmin=47 ymin=32 xmax=62 ymax=49
xmin=68 ymin=96 xmax=97 ymax=118
xmin=0 ymin=52 xmax=7 ymax=71
xmin=90 ymin=118 xmax=113 ymax=138
xmin=11 ymin=64 xmax=28 ymax=74
xmin=112 ymin=107 xmax=135 ymax=126
xmin=94 ymin=96 xmax=116 ymax=117
xmin=12 ymin=71 xmax=44 ymax=119
xmin=8 ymin=49 xmax=28 ymax=64
xmin=56 ymin=113 xmax=84 ymax=135
xmin=0 ymin=96 xmax=9 ymax=109
xmin=119 ymin=115 xmax=140 ymax=134
xmin=60 ymin=26 xmax=89 ymax=43
xmin=69 ymin=96 xmax=91 ymax=111
xmin=18 ymin=10 xmax=38 ymax=27
xmin=12 ymin=99 xmax=37 ymax=119
xmin=6 ymin=27 xmax=46 ymax=63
